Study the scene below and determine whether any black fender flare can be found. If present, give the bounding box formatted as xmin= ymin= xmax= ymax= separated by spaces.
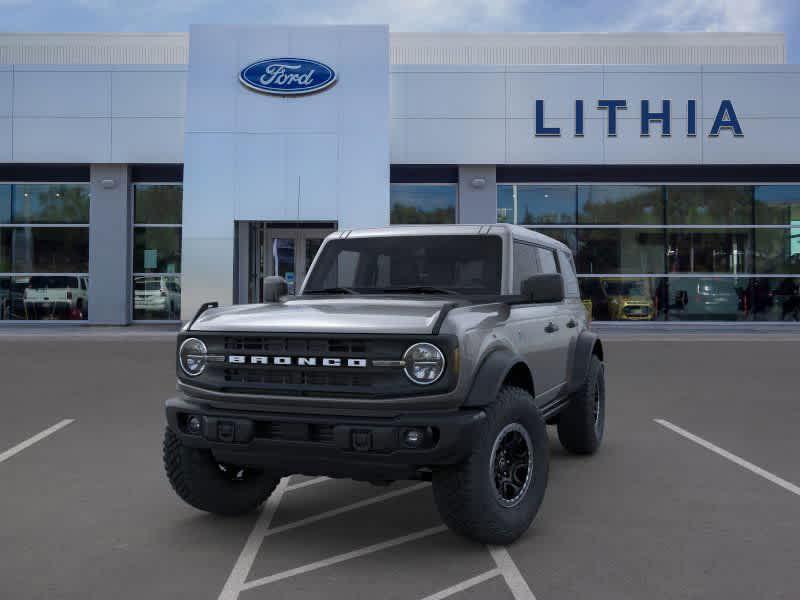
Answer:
xmin=567 ymin=330 xmax=603 ymax=395
xmin=462 ymin=347 xmax=529 ymax=407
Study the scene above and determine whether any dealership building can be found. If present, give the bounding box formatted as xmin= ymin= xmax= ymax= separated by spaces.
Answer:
xmin=0 ymin=27 xmax=798 ymax=324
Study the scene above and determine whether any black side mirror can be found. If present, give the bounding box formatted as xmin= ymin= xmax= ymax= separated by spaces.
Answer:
xmin=521 ymin=273 xmax=565 ymax=303
xmin=262 ymin=276 xmax=289 ymax=302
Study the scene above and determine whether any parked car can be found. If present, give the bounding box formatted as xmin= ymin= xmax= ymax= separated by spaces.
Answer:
xmin=23 ymin=275 xmax=88 ymax=320
xmin=670 ymin=278 xmax=741 ymax=320
xmin=600 ymin=278 xmax=655 ymax=321
xmin=134 ymin=275 xmax=180 ymax=319
xmin=163 ymin=224 xmax=605 ymax=545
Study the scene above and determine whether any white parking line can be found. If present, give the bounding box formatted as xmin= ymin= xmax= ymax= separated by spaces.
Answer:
xmin=0 ymin=419 xmax=75 ymax=464
xmin=655 ymin=419 xmax=800 ymax=497
xmin=264 ymin=482 xmax=430 ymax=538
xmin=418 ymin=569 xmax=500 ymax=600
xmin=240 ymin=525 xmax=448 ymax=591
xmin=488 ymin=546 xmax=538 ymax=600
xmin=218 ymin=477 xmax=289 ymax=600
xmin=286 ymin=476 xmax=330 ymax=491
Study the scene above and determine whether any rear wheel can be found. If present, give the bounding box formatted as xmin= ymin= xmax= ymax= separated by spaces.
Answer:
xmin=557 ymin=355 xmax=605 ymax=454
xmin=432 ymin=386 xmax=549 ymax=545
xmin=163 ymin=427 xmax=280 ymax=515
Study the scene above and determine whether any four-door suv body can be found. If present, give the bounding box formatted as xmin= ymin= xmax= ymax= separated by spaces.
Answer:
xmin=164 ymin=224 xmax=605 ymax=544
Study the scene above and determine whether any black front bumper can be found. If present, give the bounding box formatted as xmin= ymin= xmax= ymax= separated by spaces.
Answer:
xmin=165 ymin=395 xmax=485 ymax=481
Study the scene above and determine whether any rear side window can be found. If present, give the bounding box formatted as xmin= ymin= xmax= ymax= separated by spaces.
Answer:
xmin=513 ymin=242 xmax=540 ymax=293
xmin=536 ymin=247 xmax=560 ymax=274
xmin=558 ymin=250 xmax=580 ymax=298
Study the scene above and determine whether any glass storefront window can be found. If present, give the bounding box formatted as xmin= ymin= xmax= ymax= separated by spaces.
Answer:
xmin=133 ymin=274 xmax=181 ymax=320
xmin=666 ymin=186 xmax=752 ymax=225
xmin=390 ymin=184 xmax=456 ymax=224
xmin=755 ymin=228 xmax=800 ymax=274
xmin=132 ymin=183 xmax=182 ymax=320
xmin=578 ymin=185 xmax=662 ymax=225
xmin=133 ymin=227 xmax=181 ymax=273
xmin=755 ymin=185 xmax=800 ymax=225
xmin=1 ymin=228 xmax=89 ymax=273
xmin=577 ymin=229 xmax=665 ymax=274
xmin=497 ymin=185 xmax=575 ymax=224
xmin=666 ymin=229 xmax=753 ymax=274
xmin=1 ymin=184 xmax=90 ymax=225
xmin=0 ymin=182 xmax=90 ymax=321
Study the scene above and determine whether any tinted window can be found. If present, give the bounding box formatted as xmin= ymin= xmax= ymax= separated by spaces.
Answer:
xmin=558 ymin=250 xmax=580 ymax=298
xmin=537 ymin=247 xmax=559 ymax=274
xmin=513 ymin=242 xmax=540 ymax=293
xmin=305 ymin=235 xmax=502 ymax=295
xmin=390 ymin=184 xmax=457 ymax=225
xmin=578 ymin=185 xmax=662 ymax=225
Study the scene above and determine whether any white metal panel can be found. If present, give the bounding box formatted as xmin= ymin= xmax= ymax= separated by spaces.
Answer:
xmin=338 ymin=133 xmax=390 ymax=229
xmin=234 ymin=133 xmax=289 ymax=221
xmin=702 ymin=118 xmax=798 ymax=164
xmin=111 ymin=117 xmax=184 ymax=162
xmin=0 ymin=118 xmax=10 ymax=160
xmin=606 ymin=118 xmax=701 ymax=164
xmin=13 ymin=70 xmax=110 ymax=117
xmin=403 ymin=118 xmax=504 ymax=164
xmin=506 ymin=70 xmax=603 ymax=119
xmin=288 ymin=134 xmax=339 ymax=221
xmin=111 ymin=70 xmax=186 ymax=116
xmin=13 ymin=117 xmax=110 ymax=162
xmin=390 ymin=118 xmax=406 ymax=162
xmin=506 ymin=117 xmax=604 ymax=164
xmin=182 ymin=132 xmax=235 ymax=238
xmin=701 ymin=71 xmax=800 ymax=118
xmin=180 ymin=237 xmax=235 ymax=307
xmin=402 ymin=71 xmax=505 ymax=118
xmin=184 ymin=26 xmax=239 ymax=133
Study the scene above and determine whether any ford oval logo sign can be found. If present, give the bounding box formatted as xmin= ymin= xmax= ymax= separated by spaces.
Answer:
xmin=239 ymin=58 xmax=337 ymax=96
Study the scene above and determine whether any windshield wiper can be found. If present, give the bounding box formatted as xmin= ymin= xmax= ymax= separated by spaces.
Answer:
xmin=376 ymin=286 xmax=460 ymax=296
xmin=303 ymin=287 xmax=359 ymax=295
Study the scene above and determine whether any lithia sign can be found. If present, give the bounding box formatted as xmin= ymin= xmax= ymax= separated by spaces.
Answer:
xmin=535 ymin=99 xmax=743 ymax=138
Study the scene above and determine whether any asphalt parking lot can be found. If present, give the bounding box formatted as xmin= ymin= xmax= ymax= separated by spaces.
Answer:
xmin=2 ymin=329 xmax=799 ymax=600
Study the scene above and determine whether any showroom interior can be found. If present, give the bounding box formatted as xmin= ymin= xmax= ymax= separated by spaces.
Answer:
xmin=0 ymin=28 xmax=798 ymax=324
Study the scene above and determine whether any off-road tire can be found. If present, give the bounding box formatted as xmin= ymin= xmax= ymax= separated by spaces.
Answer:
xmin=163 ymin=427 xmax=280 ymax=515
xmin=557 ymin=355 xmax=605 ymax=455
xmin=432 ymin=386 xmax=549 ymax=545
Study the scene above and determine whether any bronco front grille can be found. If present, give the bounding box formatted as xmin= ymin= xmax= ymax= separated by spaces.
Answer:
xmin=180 ymin=333 xmax=458 ymax=399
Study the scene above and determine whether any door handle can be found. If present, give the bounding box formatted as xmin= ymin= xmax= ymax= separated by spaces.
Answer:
xmin=544 ymin=322 xmax=559 ymax=333
xmin=566 ymin=319 xmax=577 ymax=328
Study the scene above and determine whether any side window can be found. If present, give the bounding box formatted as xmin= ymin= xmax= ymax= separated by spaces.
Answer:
xmin=536 ymin=247 xmax=559 ymax=274
xmin=558 ymin=250 xmax=580 ymax=298
xmin=513 ymin=242 xmax=540 ymax=293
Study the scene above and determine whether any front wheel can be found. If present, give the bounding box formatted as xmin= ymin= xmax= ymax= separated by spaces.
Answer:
xmin=432 ymin=386 xmax=549 ymax=545
xmin=163 ymin=428 xmax=280 ymax=515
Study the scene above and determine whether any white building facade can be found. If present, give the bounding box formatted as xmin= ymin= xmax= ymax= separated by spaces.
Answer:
xmin=0 ymin=28 xmax=798 ymax=324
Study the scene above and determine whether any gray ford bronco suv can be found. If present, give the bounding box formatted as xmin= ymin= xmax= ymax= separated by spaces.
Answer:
xmin=164 ymin=224 xmax=605 ymax=544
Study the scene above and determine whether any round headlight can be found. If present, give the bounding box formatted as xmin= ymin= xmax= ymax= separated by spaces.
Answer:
xmin=403 ymin=343 xmax=445 ymax=385
xmin=179 ymin=337 xmax=207 ymax=377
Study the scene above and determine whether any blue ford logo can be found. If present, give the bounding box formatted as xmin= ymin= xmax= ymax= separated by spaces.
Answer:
xmin=239 ymin=58 xmax=337 ymax=96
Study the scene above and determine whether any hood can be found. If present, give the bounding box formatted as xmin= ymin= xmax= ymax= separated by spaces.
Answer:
xmin=189 ymin=297 xmax=454 ymax=334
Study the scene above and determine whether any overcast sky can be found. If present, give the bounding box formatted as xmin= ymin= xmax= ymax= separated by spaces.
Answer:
xmin=2 ymin=0 xmax=797 ymax=62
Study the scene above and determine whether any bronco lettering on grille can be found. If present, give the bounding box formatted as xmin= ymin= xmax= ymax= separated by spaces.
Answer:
xmin=227 ymin=355 xmax=367 ymax=368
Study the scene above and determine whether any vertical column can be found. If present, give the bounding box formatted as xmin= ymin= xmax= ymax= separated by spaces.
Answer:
xmin=88 ymin=164 xmax=131 ymax=325
xmin=457 ymin=166 xmax=497 ymax=224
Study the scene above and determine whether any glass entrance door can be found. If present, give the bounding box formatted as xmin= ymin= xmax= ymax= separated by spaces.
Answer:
xmin=247 ymin=224 xmax=334 ymax=302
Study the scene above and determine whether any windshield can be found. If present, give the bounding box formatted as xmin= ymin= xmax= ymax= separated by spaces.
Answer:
xmin=303 ymin=235 xmax=502 ymax=295
xmin=603 ymin=280 xmax=647 ymax=296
